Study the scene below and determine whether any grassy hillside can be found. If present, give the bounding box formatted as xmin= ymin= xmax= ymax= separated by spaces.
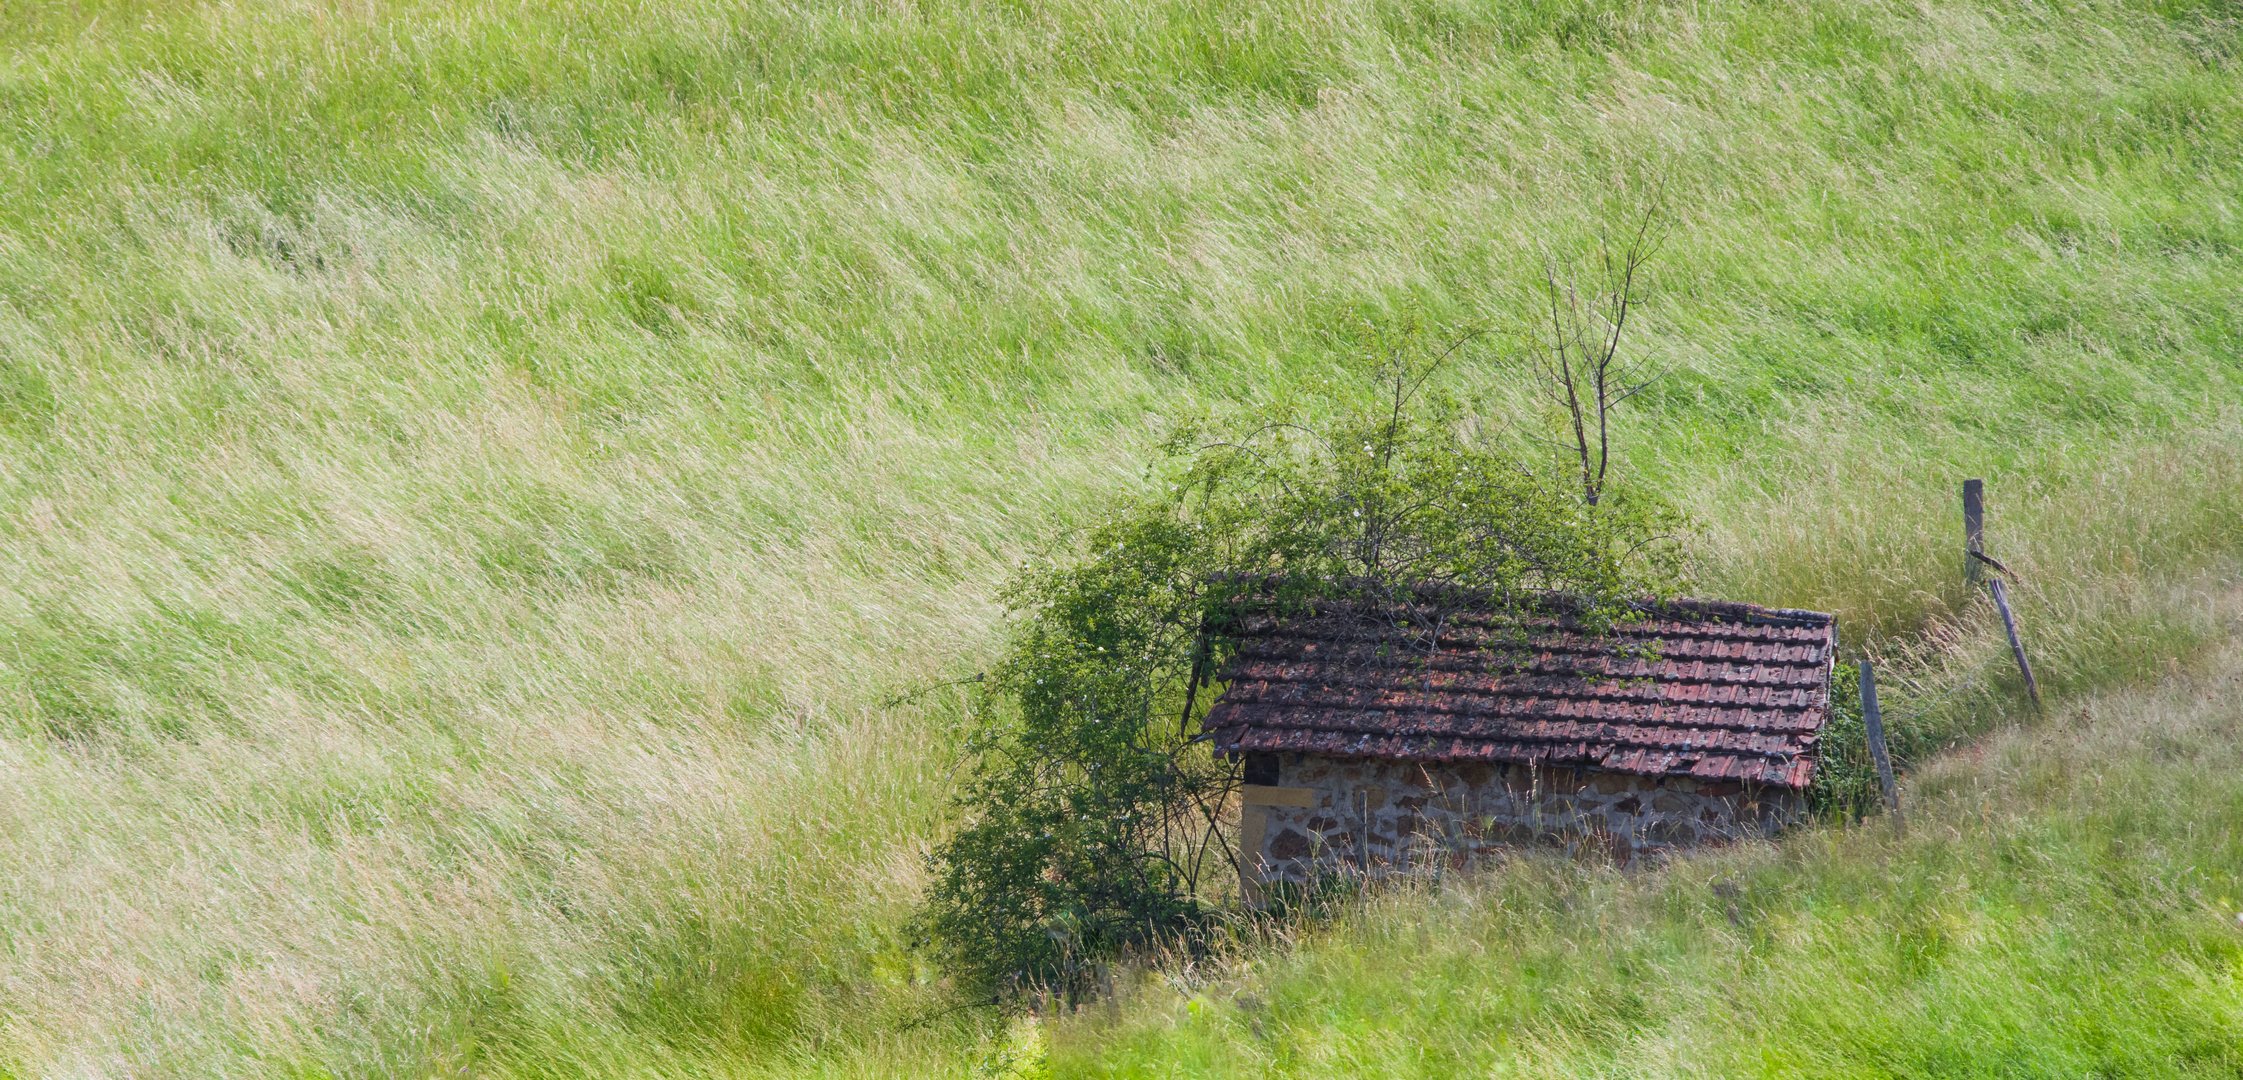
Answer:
xmin=0 ymin=0 xmax=2238 ymax=1075
xmin=1059 ymin=585 xmax=2243 ymax=1078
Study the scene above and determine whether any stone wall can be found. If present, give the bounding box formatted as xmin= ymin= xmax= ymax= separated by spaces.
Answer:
xmin=1239 ymin=753 xmax=1805 ymax=896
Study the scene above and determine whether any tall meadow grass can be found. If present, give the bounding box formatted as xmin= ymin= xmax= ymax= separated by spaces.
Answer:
xmin=0 ymin=0 xmax=2237 ymax=1074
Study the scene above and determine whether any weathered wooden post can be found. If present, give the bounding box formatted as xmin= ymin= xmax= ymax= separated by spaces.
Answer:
xmin=1963 ymin=478 xmax=1985 ymax=585
xmin=1987 ymin=577 xmax=2043 ymax=712
xmin=1963 ymin=478 xmax=2043 ymax=713
xmin=1860 ymin=660 xmax=1902 ymax=829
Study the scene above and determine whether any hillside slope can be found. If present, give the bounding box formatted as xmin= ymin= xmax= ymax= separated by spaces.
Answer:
xmin=0 ymin=0 xmax=2238 ymax=1075
xmin=1056 ymin=585 xmax=2243 ymax=1077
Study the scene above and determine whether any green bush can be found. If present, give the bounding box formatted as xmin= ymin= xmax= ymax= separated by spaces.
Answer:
xmin=1807 ymin=661 xmax=1872 ymax=819
xmin=916 ymin=343 xmax=1683 ymax=1001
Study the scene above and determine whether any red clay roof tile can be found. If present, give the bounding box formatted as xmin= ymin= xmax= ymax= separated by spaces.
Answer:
xmin=1205 ymin=597 xmax=1838 ymax=790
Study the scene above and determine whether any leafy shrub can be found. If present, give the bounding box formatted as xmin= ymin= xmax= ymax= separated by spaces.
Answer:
xmin=1806 ymin=661 xmax=1872 ymax=818
xmin=916 ymin=341 xmax=1685 ymax=1001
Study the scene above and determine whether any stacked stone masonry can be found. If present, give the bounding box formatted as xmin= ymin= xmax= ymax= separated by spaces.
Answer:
xmin=1243 ymin=752 xmax=1804 ymax=889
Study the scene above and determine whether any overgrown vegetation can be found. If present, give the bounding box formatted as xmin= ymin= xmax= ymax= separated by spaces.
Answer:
xmin=1056 ymin=596 xmax=2243 ymax=1076
xmin=920 ymin=340 xmax=1681 ymax=999
xmin=0 ymin=0 xmax=2238 ymax=1075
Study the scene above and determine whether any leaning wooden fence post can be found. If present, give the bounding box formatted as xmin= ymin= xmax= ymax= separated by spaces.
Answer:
xmin=1987 ymin=576 xmax=2043 ymax=712
xmin=1962 ymin=478 xmax=1985 ymax=585
xmin=1860 ymin=661 xmax=1902 ymax=830
xmin=1963 ymin=478 xmax=2042 ymax=713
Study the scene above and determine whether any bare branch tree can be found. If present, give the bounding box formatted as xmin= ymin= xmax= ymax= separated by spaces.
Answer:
xmin=1525 ymin=189 xmax=1666 ymax=505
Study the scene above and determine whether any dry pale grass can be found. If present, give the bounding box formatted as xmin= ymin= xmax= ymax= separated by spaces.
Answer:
xmin=0 ymin=0 xmax=2237 ymax=1075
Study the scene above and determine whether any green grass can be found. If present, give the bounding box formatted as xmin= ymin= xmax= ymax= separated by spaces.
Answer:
xmin=0 ymin=0 xmax=2238 ymax=1075
xmin=1057 ymin=591 xmax=2243 ymax=1077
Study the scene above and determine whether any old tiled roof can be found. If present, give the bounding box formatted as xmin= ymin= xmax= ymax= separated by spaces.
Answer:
xmin=1204 ymin=597 xmax=1838 ymax=789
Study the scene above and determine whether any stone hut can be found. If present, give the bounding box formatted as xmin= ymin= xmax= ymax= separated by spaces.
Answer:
xmin=1205 ymin=597 xmax=1837 ymax=898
